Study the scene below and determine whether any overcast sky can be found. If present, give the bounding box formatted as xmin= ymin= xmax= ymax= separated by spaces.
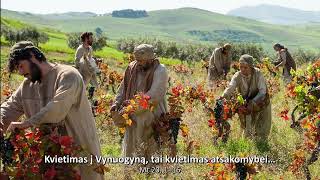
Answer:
xmin=2 ymin=0 xmax=320 ymax=14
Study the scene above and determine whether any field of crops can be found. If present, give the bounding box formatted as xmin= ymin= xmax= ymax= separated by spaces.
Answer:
xmin=0 ymin=18 xmax=319 ymax=180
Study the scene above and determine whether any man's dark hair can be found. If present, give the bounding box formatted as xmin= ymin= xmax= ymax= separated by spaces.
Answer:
xmin=273 ymin=43 xmax=285 ymax=50
xmin=80 ymin=32 xmax=93 ymax=42
xmin=8 ymin=46 xmax=47 ymax=73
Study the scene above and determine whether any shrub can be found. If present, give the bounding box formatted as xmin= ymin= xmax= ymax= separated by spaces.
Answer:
xmin=2 ymin=27 xmax=49 ymax=46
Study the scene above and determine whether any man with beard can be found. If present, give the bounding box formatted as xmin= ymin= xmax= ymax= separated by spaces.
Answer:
xmin=75 ymin=32 xmax=99 ymax=98
xmin=1 ymin=41 xmax=104 ymax=179
xmin=208 ymin=43 xmax=232 ymax=87
xmin=111 ymin=44 xmax=169 ymax=158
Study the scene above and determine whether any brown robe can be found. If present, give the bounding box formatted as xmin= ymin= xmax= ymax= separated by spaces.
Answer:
xmin=276 ymin=49 xmax=297 ymax=84
xmin=208 ymin=47 xmax=231 ymax=87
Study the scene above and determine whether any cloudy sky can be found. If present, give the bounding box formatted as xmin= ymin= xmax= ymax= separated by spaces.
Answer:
xmin=2 ymin=0 xmax=320 ymax=14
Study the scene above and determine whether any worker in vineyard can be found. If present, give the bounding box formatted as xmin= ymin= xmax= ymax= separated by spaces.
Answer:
xmin=75 ymin=32 xmax=99 ymax=99
xmin=1 ymin=41 xmax=104 ymax=179
xmin=208 ymin=43 xmax=232 ymax=87
xmin=273 ymin=43 xmax=296 ymax=84
xmin=221 ymin=54 xmax=271 ymax=141
xmin=111 ymin=44 xmax=169 ymax=158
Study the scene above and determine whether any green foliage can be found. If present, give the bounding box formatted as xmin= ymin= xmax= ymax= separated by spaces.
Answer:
xmin=117 ymin=38 xmax=266 ymax=62
xmin=292 ymin=48 xmax=320 ymax=65
xmin=188 ymin=30 xmax=265 ymax=43
xmin=2 ymin=27 xmax=49 ymax=46
xmin=92 ymin=36 xmax=107 ymax=51
xmin=111 ymin=9 xmax=148 ymax=18
xmin=223 ymin=138 xmax=256 ymax=156
xmin=214 ymin=30 xmax=266 ymax=43
xmin=95 ymin=27 xmax=103 ymax=38
xmin=66 ymin=32 xmax=81 ymax=49
xmin=225 ymin=42 xmax=265 ymax=61
xmin=117 ymin=38 xmax=213 ymax=62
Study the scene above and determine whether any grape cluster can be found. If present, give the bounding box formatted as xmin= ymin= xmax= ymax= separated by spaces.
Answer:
xmin=0 ymin=135 xmax=14 ymax=166
xmin=91 ymin=99 xmax=98 ymax=117
xmin=214 ymin=100 xmax=223 ymax=121
xmin=170 ymin=118 xmax=181 ymax=144
xmin=235 ymin=163 xmax=247 ymax=180
xmin=88 ymin=86 xmax=95 ymax=100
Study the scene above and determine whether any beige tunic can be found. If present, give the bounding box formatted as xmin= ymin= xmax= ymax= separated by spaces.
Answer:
xmin=222 ymin=68 xmax=271 ymax=140
xmin=75 ymin=44 xmax=93 ymax=69
xmin=75 ymin=45 xmax=99 ymax=87
xmin=1 ymin=64 xmax=103 ymax=180
xmin=114 ymin=64 xmax=169 ymax=157
xmin=208 ymin=47 xmax=231 ymax=82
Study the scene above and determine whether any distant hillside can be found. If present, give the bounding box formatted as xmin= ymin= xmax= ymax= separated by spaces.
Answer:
xmin=39 ymin=12 xmax=98 ymax=20
xmin=228 ymin=4 xmax=320 ymax=25
xmin=1 ymin=8 xmax=320 ymax=51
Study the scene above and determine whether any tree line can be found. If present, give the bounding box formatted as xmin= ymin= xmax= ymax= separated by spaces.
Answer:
xmin=111 ymin=9 xmax=148 ymax=18
xmin=116 ymin=38 xmax=320 ymax=64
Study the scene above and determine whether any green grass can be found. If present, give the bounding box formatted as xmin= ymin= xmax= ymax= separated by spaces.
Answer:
xmin=40 ymin=38 xmax=74 ymax=54
xmin=101 ymin=144 xmax=122 ymax=157
xmin=95 ymin=46 xmax=126 ymax=60
xmin=1 ymin=17 xmax=30 ymax=29
xmin=159 ymin=57 xmax=183 ymax=66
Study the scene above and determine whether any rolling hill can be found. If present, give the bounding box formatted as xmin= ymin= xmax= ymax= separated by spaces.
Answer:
xmin=228 ymin=4 xmax=320 ymax=25
xmin=1 ymin=8 xmax=320 ymax=51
